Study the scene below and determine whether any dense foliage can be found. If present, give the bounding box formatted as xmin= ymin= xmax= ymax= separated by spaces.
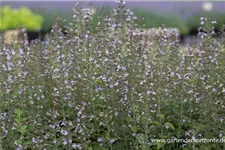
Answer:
xmin=0 ymin=6 xmax=44 ymax=31
xmin=0 ymin=1 xmax=225 ymax=150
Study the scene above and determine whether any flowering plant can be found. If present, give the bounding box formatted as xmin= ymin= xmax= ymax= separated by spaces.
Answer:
xmin=0 ymin=1 xmax=225 ymax=150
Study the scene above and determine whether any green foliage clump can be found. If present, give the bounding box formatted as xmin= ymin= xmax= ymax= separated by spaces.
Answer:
xmin=0 ymin=6 xmax=44 ymax=31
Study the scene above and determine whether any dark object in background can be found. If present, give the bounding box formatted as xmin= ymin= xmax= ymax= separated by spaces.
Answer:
xmin=26 ymin=30 xmax=47 ymax=43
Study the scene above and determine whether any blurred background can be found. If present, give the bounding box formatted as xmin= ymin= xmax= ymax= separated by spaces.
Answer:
xmin=1 ymin=1 xmax=225 ymax=43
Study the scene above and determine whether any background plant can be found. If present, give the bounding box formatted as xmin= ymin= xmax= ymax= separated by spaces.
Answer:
xmin=0 ymin=6 xmax=44 ymax=31
xmin=186 ymin=12 xmax=225 ymax=35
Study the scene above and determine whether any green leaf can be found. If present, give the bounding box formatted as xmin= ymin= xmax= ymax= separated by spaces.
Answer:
xmin=21 ymin=125 xmax=27 ymax=130
xmin=88 ymin=147 xmax=93 ymax=150
xmin=93 ymin=144 xmax=103 ymax=150
xmin=205 ymin=131 xmax=213 ymax=138
xmin=16 ymin=109 xmax=23 ymax=117
xmin=164 ymin=122 xmax=175 ymax=130
xmin=15 ymin=118 xmax=21 ymax=123
xmin=222 ymin=136 xmax=225 ymax=140
xmin=130 ymin=126 xmax=137 ymax=132
xmin=157 ymin=142 xmax=166 ymax=150
xmin=99 ymin=112 xmax=104 ymax=117
xmin=15 ymin=139 xmax=22 ymax=145
xmin=100 ymin=92 xmax=106 ymax=98
xmin=22 ymin=118 xmax=28 ymax=122
xmin=24 ymin=140 xmax=32 ymax=145
xmin=95 ymin=79 xmax=103 ymax=84
xmin=105 ymin=132 xmax=110 ymax=140
xmin=200 ymin=143 xmax=212 ymax=150
xmin=182 ymin=148 xmax=190 ymax=150
xmin=152 ymin=121 xmax=160 ymax=126
xmin=160 ymin=114 xmax=165 ymax=119
xmin=86 ymin=122 xmax=95 ymax=129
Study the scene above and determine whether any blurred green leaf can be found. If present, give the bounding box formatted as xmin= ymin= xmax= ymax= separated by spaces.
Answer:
xmin=15 ymin=109 xmax=23 ymax=117
xmin=15 ymin=139 xmax=22 ymax=145
xmin=130 ymin=126 xmax=137 ymax=132
xmin=157 ymin=141 xmax=166 ymax=150
xmin=152 ymin=121 xmax=160 ymax=126
xmin=0 ymin=5 xmax=43 ymax=31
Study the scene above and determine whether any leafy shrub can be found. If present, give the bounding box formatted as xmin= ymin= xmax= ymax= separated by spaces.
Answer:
xmin=0 ymin=1 xmax=225 ymax=150
xmin=0 ymin=6 xmax=44 ymax=31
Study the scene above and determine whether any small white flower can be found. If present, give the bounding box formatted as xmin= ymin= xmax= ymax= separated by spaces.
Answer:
xmin=132 ymin=133 xmax=136 ymax=136
xmin=21 ymin=28 xmax=26 ymax=32
xmin=63 ymin=140 xmax=67 ymax=145
xmin=15 ymin=145 xmax=22 ymax=150
xmin=110 ymin=138 xmax=115 ymax=144
xmin=112 ymin=24 xmax=117 ymax=28
xmin=32 ymin=137 xmax=37 ymax=143
xmin=72 ymin=143 xmax=77 ymax=148
xmin=53 ymin=139 xmax=57 ymax=144
xmin=78 ymin=74 xmax=82 ymax=78
xmin=83 ymin=15 xmax=88 ymax=19
xmin=12 ymin=50 xmax=16 ymax=55
xmin=201 ymin=21 xmax=204 ymax=25
xmin=97 ymin=138 xmax=103 ymax=142
xmin=89 ymin=57 xmax=93 ymax=62
xmin=222 ymin=88 xmax=225 ymax=93
xmin=78 ymin=110 xmax=82 ymax=115
xmin=18 ymin=60 xmax=22 ymax=65
xmin=61 ymin=130 xmax=68 ymax=136
xmin=132 ymin=16 xmax=137 ymax=20
xmin=114 ymin=81 xmax=119 ymax=87
xmin=211 ymin=21 xmax=217 ymax=24
xmin=170 ymin=72 xmax=174 ymax=77
xmin=201 ymin=34 xmax=204 ymax=39
xmin=7 ymin=55 xmax=11 ymax=60
xmin=132 ymin=32 xmax=137 ymax=36
xmin=126 ymin=18 xmax=131 ymax=21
